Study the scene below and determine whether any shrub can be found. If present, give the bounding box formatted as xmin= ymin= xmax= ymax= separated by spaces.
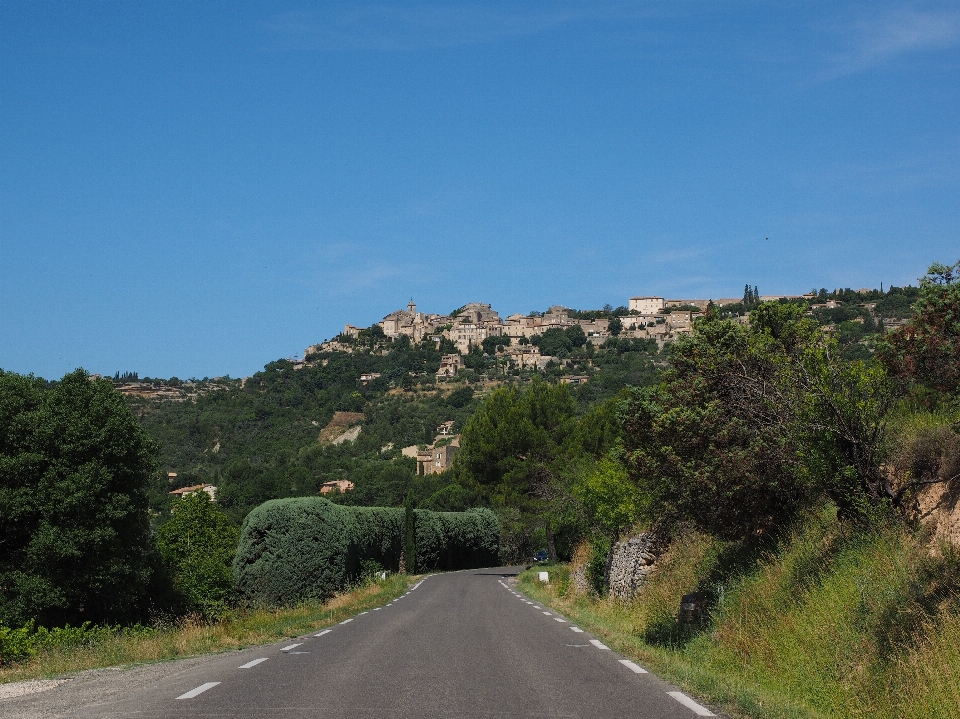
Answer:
xmin=156 ymin=492 xmax=240 ymax=618
xmin=234 ymin=498 xmax=498 ymax=607
xmin=413 ymin=508 xmax=500 ymax=572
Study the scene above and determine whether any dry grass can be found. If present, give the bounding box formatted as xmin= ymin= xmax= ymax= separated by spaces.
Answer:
xmin=0 ymin=574 xmax=411 ymax=684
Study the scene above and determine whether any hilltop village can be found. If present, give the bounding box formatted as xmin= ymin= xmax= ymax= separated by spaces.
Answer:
xmin=306 ymin=292 xmax=816 ymax=373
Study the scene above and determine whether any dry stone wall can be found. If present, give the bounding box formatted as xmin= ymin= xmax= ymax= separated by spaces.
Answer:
xmin=606 ymin=531 xmax=666 ymax=600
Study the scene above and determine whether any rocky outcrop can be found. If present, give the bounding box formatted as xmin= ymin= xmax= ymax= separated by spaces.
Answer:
xmin=606 ymin=531 xmax=667 ymax=600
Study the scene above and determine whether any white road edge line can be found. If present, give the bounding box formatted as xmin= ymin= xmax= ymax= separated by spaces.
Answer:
xmin=281 ymin=643 xmax=303 ymax=651
xmin=590 ymin=639 xmax=610 ymax=650
xmin=554 ymin=618 xmax=567 ymax=622
xmin=619 ymin=659 xmax=648 ymax=674
xmin=314 ymin=629 xmax=332 ymax=636
xmin=542 ymin=611 xmax=552 ymax=615
xmin=570 ymin=627 xmax=584 ymax=633
xmin=667 ymin=691 xmax=715 ymax=716
xmin=340 ymin=618 xmax=354 ymax=624
xmin=176 ymin=682 xmax=220 ymax=699
xmin=238 ymin=658 xmax=269 ymax=669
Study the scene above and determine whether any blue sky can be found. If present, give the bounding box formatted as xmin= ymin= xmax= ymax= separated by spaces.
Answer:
xmin=2 ymin=1 xmax=958 ymax=380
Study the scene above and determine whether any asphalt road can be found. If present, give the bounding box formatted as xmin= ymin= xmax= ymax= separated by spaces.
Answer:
xmin=1 ymin=568 xmax=719 ymax=718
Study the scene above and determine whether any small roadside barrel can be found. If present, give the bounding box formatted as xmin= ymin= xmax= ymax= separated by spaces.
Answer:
xmin=679 ymin=591 xmax=709 ymax=626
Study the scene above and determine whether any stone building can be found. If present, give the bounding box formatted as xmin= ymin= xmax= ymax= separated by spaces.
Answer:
xmin=417 ymin=441 xmax=460 ymax=476
xmin=629 ymin=296 xmax=665 ymax=314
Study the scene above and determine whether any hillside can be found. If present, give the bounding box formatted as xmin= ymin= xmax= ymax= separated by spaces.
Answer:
xmin=131 ymin=331 xmax=662 ymax=522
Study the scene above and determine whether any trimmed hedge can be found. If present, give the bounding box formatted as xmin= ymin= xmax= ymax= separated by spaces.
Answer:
xmin=234 ymin=497 xmax=498 ymax=607
xmin=413 ymin=508 xmax=500 ymax=573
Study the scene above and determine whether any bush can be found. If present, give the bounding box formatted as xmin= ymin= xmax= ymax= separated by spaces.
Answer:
xmin=156 ymin=492 xmax=240 ymax=618
xmin=0 ymin=620 xmax=157 ymax=666
xmin=234 ymin=498 xmax=498 ymax=607
xmin=413 ymin=508 xmax=500 ymax=572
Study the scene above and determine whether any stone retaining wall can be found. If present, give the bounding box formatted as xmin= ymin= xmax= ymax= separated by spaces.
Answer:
xmin=606 ymin=531 xmax=666 ymax=600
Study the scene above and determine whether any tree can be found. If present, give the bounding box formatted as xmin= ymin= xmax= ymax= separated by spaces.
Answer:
xmin=457 ymin=381 xmax=619 ymax=558
xmin=156 ymin=491 xmax=239 ymax=618
xmin=572 ymin=459 xmax=646 ymax=540
xmin=531 ymin=328 xmax=573 ymax=357
xmin=880 ymin=260 xmax=960 ymax=396
xmin=0 ymin=370 xmax=159 ymax=627
xmin=565 ymin=325 xmax=587 ymax=348
xmin=609 ymin=317 xmax=623 ymax=336
xmin=621 ymin=303 xmax=900 ymax=538
xmin=481 ymin=335 xmax=510 ymax=354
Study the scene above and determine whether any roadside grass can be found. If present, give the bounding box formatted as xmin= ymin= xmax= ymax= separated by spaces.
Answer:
xmin=0 ymin=574 xmax=411 ymax=684
xmin=519 ymin=508 xmax=960 ymax=719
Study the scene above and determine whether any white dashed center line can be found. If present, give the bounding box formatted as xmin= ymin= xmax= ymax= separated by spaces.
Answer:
xmin=590 ymin=639 xmax=610 ymax=650
xmin=176 ymin=682 xmax=220 ymax=700
xmin=667 ymin=692 xmax=716 ymax=716
xmin=314 ymin=629 xmax=332 ymax=637
xmin=238 ymin=658 xmax=269 ymax=669
xmin=619 ymin=659 xmax=648 ymax=674
xmin=280 ymin=643 xmax=302 ymax=651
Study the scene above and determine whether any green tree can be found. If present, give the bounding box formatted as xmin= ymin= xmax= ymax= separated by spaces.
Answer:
xmin=622 ymin=303 xmax=899 ymax=537
xmin=565 ymin=325 xmax=587 ymax=348
xmin=880 ymin=260 xmax=960 ymax=396
xmin=156 ymin=491 xmax=239 ymax=617
xmin=572 ymin=458 xmax=646 ymax=540
xmin=531 ymin=328 xmax=573 ymax=357
xmin=609 ymin=317 xmax=623 ymax=336
xmin=0 ymin=370 xmax=159 ymax=626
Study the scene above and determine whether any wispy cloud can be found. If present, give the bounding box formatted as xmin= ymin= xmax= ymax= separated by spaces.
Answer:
xmin=263 ymin=3 xmax=645 ymax=51
xmin=820 ymin=7 xmax=960 ymax=80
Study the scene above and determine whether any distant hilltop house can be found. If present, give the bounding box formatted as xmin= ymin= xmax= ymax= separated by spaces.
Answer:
xmin=417 ymin=438 xmax=460 ymax=476
xmin=437 ymin=354 xmax=463 ymax=377
xmin=629 ymin=296 xmax=665 ymax=314
xmin=168 ymin=483 xmax=217 ymax=502
xmin=320 ymin=479 xmax=355 ymax=495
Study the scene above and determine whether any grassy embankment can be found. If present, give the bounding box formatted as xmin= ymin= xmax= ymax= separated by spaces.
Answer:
xmin=0 ymin=574 xmax=411 ymax=684
xmin=520 ymin=508 xmax=960 ymax=719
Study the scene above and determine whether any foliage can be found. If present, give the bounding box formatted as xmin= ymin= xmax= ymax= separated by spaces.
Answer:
xmin=155 ymin=492 xmax=240 ymax=618
xmin=572 ymin=458 xmax=647 ymax=540
xmin=457 ymin=379 xmax=579 ymax=511
xmin=621 ymin=308 xmax=812 ymax=538
xmin=234 ymin=497 xmax=402 ymax=607
xmin=481 ymin=334 xmax=511 ymax=354
xmin=234 ymin=497 xmax=498 ymax=607
xmin=0 ymin=369 xmax=159 ymax=627
xmin=412 ymin=508 xmax=500 ymax=572
xmin=0 ymin=620 xmax=157 ymax=666
xmin=880 ymin=260 xmax=960 ymax=396
xmin=622 ymin=303 xmax=899 ymax=537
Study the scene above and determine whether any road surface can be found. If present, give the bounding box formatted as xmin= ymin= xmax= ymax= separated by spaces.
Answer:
xmin=1 ymin=567 xmax=719 ymax=718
